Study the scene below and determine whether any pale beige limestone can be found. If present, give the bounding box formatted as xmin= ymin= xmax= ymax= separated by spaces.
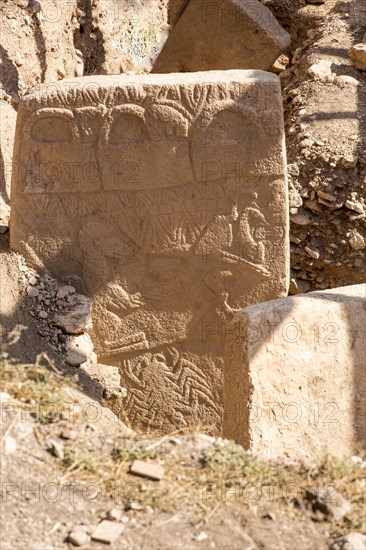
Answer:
xmin=94 ymin=0 xmax=188 ymax=74
xmin=348 ymin=43 xmax=366 ymax=71
xmin=152 ymin=0 xmax=291 ymax=73
xmin=10 ymin=71 xmax=289 ymax=433
xmin=224 ymin=284 xmax=366 ymax=459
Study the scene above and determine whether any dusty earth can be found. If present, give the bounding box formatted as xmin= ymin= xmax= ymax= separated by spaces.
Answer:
xmin=1 ymin=0 xmax=366 ymax=548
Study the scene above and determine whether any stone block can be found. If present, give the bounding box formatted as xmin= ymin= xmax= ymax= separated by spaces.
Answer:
xmin=348 ymin=43 xmax=366 ymax=71
xmin=130 ymin=460 xmax=165 ymax=480
xmin=152 ymin=0 xmax=291 ymax=73
xmin=223 ymin=285 xmax=366 ymax=459
xmin=91 ymin=520 xmax=124 ymax=544
xmin=10 ymin=72 xmax=289 ymax=433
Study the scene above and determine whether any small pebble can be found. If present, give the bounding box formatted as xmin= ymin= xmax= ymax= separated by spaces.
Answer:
xmin=304 ymin=246 xmax=320 ymax=260
xmin=27 ymin=286 xmax=39 ymax=298
xmin=106 ymin=508 xmax=123 ymax=522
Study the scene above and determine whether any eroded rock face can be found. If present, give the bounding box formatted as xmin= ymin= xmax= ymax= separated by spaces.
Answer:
xmin=10 ymin=72 xmax=289 ymax=433
xmin=224 ymin=284 xmax=366 ymax=459
xmin=152 ymin=0 xmax=291 ymax=73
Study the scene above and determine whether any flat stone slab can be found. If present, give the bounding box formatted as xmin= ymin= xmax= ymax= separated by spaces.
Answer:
xmin=10 ymin=72 xmax=288 ymax=433
xmin=223 ymin=284 xmax=366 ymax=459
xmin=152 ymin=0 xmax=290 ymax=73
xmin=91 ymin=520 xmax=125 ymax=544
xmin=130 ymin=460 xmax=165 ymax=481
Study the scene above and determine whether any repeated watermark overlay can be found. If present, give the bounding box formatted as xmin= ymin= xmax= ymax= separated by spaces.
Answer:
xmin=1 ymin=480 xmax=139 ymax=504
xmin=0 ymin=479 xmax=346 ymax=506
xmin=201 ymin=481 xmax=343 ymax=505
xmin=202 ymin=319 xmax=340 ymax=344
xmin=1 ymin=397 xmax=344 ymax=427
xmin=224 ymin=401 xmax=341 ymax=426
xmin=1 ymin=399 xmax=122 ymax=425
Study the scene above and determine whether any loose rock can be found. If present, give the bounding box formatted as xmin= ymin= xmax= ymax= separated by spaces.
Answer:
xmin=349 ymin=231 xmax=365 ymax=251
xmin=26 ymin=286 xmax=39 ymax=298
xmin=345 ymin=200 xmax=364 ymax=215
xmin=91 ymin=520 xmax=125 ymax=544
xmin=331 ymin=533 xmax=366 ymax=550
xmin=348 ymin=43 xmax=366 ymax=71
xmin=304 ymin=246 xmax=320 ymax=259
xmin=130 ymin=460 xmax=165 ymax=481
xmin=68 ymin=530 xmax=90 ymax=547
xmin=307 ymin=60 xmax=333 ymax=79
xmin=53 ymin=295 xmax=92 ymax=334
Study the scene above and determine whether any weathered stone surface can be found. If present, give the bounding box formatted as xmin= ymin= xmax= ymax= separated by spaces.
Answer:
xmin=223 ymin=284 xmax=366 ymax=459
xmin=96 ymin=0 xmax=172 ymax=74
xmin=53 ymin=296 xmax=92 ymax=334
xmin=307 ymin=59 xmax=333 ymax=79
xmin=65 ymin=333 xmax=95 ymax=367
xmin=130 ymin=459 xmax=165 ymax=481
xmin=152 ymin=0 xmax=291 ymax=73
xmin=331 ymin=533 xmax=366 ymax=550
xmin=10 ymin=72 xmax=289 ymax=433
xmin=91 ymin=520 xmax=124 ymax=544
xmin=348 ymin=43 xmax=366 ymax=71
xmin=68 ymin=530 xmax=90 ymax=547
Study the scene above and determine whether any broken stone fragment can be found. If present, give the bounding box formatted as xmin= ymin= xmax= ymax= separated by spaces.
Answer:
xmin=289 ymin=189 xmax=303 ymax=210
xmin=348 ymin=231 xmax=365 ymax=251
xmin=26 ymin=285 xmax=39 ymax=298
xmin=56 ymin=285 xmax=75 ymax=299
xmin=289 ymin=278 xmax=310 ymax=295
xmin=65 ymin=348 xmax=88 ymax=367
xmin=336 ymin=75 xmax=360 ymax=87
xmin=304 ymin=245 xmax=320 ymax=259
xmin=129 ymin=460 xmax=165 ymax=481
xmin=68 ymin=530 xmax=90 ymax=547
xmin=331 ymin=533 xmax=366 ymax=550
xmin=152 ymin=0 xmax=290 ymax=72
xmin=91 ymin=520 xmax=125 ymax=544
xmin=271 ymin=54 xmax=289 ymax=74
xmin=345 ymin=200 xmax=364 ymax=214
xmin=317 ymin=190 xmax=336 ymax=202
xmin=65 ymin=334 xmax=94 ymax=366
xmin=348 ymin=43 xmax=366 ymax=71
xmin=307 ymin=59 xmax=333 ymax=79
xmin=53 ymin=295 xmax=92 ymax=334
xmin=290 ymin=212 xmax=313 ymax=226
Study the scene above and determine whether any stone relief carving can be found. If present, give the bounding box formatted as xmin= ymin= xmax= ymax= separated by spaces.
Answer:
xmin=10 ymin=73 xmax=289 ymax=433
